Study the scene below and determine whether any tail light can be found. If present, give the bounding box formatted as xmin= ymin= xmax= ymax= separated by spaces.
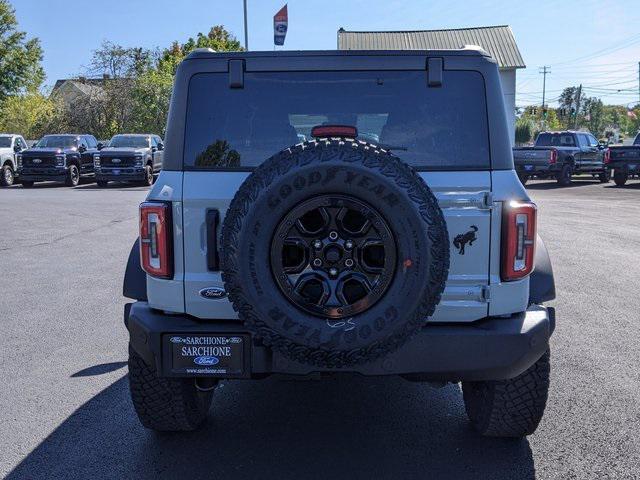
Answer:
xmin=140 ymin=202 xmax=173 ymax=278
xmin=501 ymin=201 xmax=536 ymax=282
xmin=549 ymin=149 xmax=557 ymax=164
xmin=604 ymin=149 xmax=611 ymax=164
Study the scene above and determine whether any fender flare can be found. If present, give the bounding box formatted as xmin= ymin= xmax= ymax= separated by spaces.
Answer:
xmin=529 ymin=235 xmax=555 ymax=305
xmin=123 ymin=238 xmax=147 ymax=301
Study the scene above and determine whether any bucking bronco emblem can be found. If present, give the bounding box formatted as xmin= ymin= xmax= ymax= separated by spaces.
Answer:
xmin=453 ymin=226 xmax=478 ymax=255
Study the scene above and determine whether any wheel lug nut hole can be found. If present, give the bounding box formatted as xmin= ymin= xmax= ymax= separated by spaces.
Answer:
xmin=329 ymin=231 xmax=339 ymax=241
xmin=345 ymin=259 xmax=354 ymax=267
xmin=313 ymin=258 xmax=322 ymax=267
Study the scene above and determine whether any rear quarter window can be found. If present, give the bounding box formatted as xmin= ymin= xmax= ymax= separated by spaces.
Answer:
xmin=183 ymin=70 xmax=490 ymax=170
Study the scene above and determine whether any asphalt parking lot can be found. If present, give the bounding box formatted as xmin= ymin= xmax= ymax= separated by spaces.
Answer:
xmin=1 ymin=177 xmax=639 ymax=480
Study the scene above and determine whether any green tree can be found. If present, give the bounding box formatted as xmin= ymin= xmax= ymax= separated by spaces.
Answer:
xmin=131 ymin=26 xmax=242 ymax=134
xmin=515 ymin=118 xmax=533 ymax=145
xmin=0 ymin=92 xmax=65 ymax=139
xmin=581 ymin=97 xmax=605 ymax=137
xmin=0 ymin=0 xmax=44 ymax=106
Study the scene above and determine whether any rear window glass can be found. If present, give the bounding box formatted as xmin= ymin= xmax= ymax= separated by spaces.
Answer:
xmin=0 ymin=137 xmax=11 ymax=148
xmin=184 ymin=70 xmax=490 ymax=170
xmin=536 ymin=133 xmax=575 ymax=147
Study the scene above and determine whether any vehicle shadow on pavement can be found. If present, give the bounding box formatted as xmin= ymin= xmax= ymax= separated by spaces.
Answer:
xmin=71 ymin=362 xmax=127 ymax=377
xmin=6 ymin=375 xmax=536 ymax=480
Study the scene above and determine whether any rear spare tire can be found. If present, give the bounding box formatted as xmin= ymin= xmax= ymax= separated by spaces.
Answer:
xmin=221 ymin=139 xmax=449 ymax=368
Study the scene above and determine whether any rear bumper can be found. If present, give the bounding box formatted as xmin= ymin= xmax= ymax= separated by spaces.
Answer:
xmin=126 ymin=302 xmax=555 ymax=382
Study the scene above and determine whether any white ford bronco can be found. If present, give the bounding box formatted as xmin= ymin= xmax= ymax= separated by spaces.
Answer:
xmin=123 ymin=48 xmax=556 ymax=437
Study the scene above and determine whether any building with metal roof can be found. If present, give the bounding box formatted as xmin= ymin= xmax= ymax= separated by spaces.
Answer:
xmin=338 ymin=26 xmax=526 ymax=142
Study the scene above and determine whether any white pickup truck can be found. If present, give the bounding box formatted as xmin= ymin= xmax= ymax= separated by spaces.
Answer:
xmin=0 ymin=134 xmax=28 ymax=187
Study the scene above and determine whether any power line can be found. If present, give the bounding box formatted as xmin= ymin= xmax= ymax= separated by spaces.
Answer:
xmin=550 ymin=33 xmax=640 ymax=67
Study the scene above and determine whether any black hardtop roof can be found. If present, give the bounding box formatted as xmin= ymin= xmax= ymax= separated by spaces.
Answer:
xmin=185 ymin=47 xmax=491 ymax=61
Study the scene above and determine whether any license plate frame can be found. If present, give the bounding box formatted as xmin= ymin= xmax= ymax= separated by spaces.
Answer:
xmin=112 ymin=169 xmax=120 ymax=175
xmin=163 ymin=333 xmax=250 ymax=378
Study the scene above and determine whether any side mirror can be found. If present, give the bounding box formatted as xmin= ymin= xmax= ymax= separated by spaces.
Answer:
xmin=13 ymin=144 xmax=22 ymax=153
xmin=151 ymin=146 xmax=157 ymax=152
xmin=157 ymin=142 xmax=164 ymax=151
xmin=97 ymin=143 xmax=104 ymax=150
xmin=78 ymin=145 xmax=87 ymax=153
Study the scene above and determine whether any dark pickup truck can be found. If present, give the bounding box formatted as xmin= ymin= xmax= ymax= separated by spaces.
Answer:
xmin=608 ymin=133 xmax=640 ymax=186
xmin=513 ymin=131 xmax=610 ymax=186
xmin=17 ymin=134 xmax=101 ymax=187
xmin=94 ymin=134 xmax=164 ymax=187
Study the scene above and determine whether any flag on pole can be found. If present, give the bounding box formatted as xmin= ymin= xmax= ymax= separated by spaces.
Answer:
xmin=274 ymin=4 xmax=288 ymax=46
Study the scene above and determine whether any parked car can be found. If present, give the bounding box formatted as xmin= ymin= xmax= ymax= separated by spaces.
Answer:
xmin=123 ymin=48 xmax=556 ymax=438
xmin=0 ymin=134 xmax=27 ymax=187
xmin=17 ymin=134 xmax=101 ymax=187
xmin=94 ymin=134 xmax=164 ymax=187
xmin=608 ymin=132 xmax=640 ymax=186
xmin=513 ymin=130 xmax=610 ymax=185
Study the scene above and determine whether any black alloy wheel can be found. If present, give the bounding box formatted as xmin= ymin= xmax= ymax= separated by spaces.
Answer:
xmin=271 ymin=195 xmax=396 ymax=319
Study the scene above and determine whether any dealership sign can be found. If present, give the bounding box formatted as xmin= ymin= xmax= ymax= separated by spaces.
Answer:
xmin=274 ymin=4 xmax=288 ymax=46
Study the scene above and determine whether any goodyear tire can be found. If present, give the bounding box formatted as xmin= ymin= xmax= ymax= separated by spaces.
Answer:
xmin=221 ymin=139 xmax=449 ymax=368
xmin=462 ymin=349 xmax=551 ymax=437
xmin=128 ymin=347 xmax=214 ymax=431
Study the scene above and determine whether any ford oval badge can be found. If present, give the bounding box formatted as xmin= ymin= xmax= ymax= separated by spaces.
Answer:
xmin=199 ymin=287 xmax=227 ymax=299
xmin=194 ymin=356 xmax=219 ymax=366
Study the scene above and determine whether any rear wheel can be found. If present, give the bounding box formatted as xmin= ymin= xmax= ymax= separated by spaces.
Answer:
xmin=613 ymin=170 xmax=628 ymax=186
xmin=598 ymin=169 xmax=611 ymax=183
xmin=21 ymin=180 xmax=34 ymax=188
xmin=128 ymin=347 xmax=214 ymax=431
xmin=462 ymin=349 xmax=550 ymax=438
xmin=556 ymin=164 xmax=572 ymax=186
xmin=1 ymin=163 xmax=15 ymax=187
xmin=65 ymin=164 xmax=80 ymax=187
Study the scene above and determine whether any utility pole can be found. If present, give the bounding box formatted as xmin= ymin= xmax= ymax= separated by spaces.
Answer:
xmin=539 ymin=66 xmax=550 ymax=129
xmin=573 ymin=84 xmax=582 ymax=130
xmin=243 ymin=0 xmax=249 ymax=51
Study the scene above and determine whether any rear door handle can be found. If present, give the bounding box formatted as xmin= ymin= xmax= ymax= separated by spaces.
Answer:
xmin=205 ymin=209 xmax=220 ymax=271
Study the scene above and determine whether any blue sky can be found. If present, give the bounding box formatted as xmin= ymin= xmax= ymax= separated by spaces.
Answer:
xmin=10 ymin=0 xmax=640 ymax=106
